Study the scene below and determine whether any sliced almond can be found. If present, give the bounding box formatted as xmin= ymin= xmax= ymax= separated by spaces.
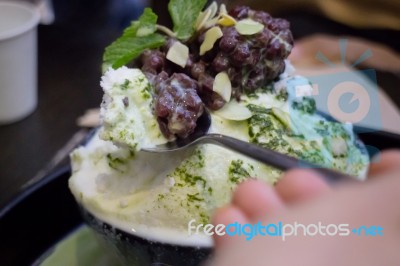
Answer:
xmin=271 ymin=107 xmax=291 ymax=128
xmin=200 ymin=26 xmax=223 ymax=55
xmin=213 ymin=72 xmax=231 ymax=102
xmin=195 ymin=9 xmax=212 ymax=31
xmin=218 ymin=13 xmax=236 ymax=27
xmin=235 ymin=18 xmax=264 ymax=35
xmin=205 ymin=1 xmax=218 ymax=20
xmin=203 ymin=16 xmax=220 ymax=29
xmin=214 ymin=100 xmax=252 ymax=121
xmin=219 ymin=3 xmax=227 ymax=15
xmin=166 ymin=41 xmax=189 ymax=68
xmin=196 ymin=2 xmax=218 ymax=31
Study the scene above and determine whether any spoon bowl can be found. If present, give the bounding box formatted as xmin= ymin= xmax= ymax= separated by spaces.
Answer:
xmin=143 ymin=111 xmax=356 ymax=183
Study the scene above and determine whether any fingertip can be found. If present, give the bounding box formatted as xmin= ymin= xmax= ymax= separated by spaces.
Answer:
xmin=212 ymin=205 xmax=249 ymax=249
xmin=276 ymin=169 xmax=330 ymax=203
xmin=232 ymin=179 xmax=284 ymax=220
xmin=369 ymin=150 xmax=400 ymax=177
xmin=288 ymin=44 xmax=302 ymax=62
xmin=212 ymin=205 xmax=248 ymax=225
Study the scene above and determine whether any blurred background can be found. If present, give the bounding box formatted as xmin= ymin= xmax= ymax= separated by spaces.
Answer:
xmin=0 ymin=0 xmax=399 ymax=210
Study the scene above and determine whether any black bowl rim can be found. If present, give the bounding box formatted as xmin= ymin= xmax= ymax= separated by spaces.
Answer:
xmin=0 ymin=128 xmax=97 ymax=218
xmin=0 ymin=165 xmax=71 ymax=219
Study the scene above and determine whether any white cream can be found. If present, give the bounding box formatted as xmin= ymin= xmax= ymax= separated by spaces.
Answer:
xmin=100 ymin=67 xmax=168 ymax=150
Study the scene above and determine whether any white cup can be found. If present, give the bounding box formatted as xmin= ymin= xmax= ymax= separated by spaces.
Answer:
xmin=0 ymin=1 xmax=40 ymax=124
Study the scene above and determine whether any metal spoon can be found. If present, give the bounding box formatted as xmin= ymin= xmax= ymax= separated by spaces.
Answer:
xmin=143 ymin=111 xmax=356 ymax=183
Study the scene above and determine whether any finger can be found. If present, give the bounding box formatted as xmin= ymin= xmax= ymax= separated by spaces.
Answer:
xmin=368 ymin=150 xmax=400 ymax=177
xmin=212 ymin=205 xmax=249 ymax=249
xmin=232 ymin=179 xmax=284 ymax=221
xmin=275 ymin=169 xmax=330 ymax=204
xmin=291 ymin=35 xmax=400 ymax=72
xmin=288 ymin=34 xmax=337 ymax=66
xmin=288 ymin=44 xmax=303 ymax=62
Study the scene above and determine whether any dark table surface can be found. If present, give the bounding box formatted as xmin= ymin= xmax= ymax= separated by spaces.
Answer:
xmin=0 ymin=23 xmax=117 ymax=208
xmin=0 ymin=5 xmax=399 ymax=210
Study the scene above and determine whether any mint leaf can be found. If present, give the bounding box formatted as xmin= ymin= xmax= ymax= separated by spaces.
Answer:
xmin=103 ymin=33 xmax=165 ymax=71
xmin=102 ymin=8 xmax=165 ymax=70
xmin=169 ymin=0 xmax=207 ymax=40
xmin=123 ymin=8 xmax=158 ymax=37
xmin=132 ymin=8 xmax=158 ymax=37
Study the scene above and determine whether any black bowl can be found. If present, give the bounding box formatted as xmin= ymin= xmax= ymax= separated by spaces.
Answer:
xmin=0 ymin=166 xmax=82 ymax=266
xmin=73 ymin=126 xmax=400 ymax=265
xmin=81 ymin=208 xmax=211 ymax=266
xmin=1 ymin=129 xmax=400 ymax=266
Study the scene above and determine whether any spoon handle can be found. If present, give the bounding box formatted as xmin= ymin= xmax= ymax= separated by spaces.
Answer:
xmin=201 ymin=134 xmax=356 ymax=183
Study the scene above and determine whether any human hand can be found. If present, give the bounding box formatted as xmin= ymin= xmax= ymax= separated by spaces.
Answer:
xmin=210 ymin=150 xmax=400 ymax=266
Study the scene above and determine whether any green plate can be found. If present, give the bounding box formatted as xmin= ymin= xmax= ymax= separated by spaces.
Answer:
xmin=37 ymin=225 xmax=123 ymax=266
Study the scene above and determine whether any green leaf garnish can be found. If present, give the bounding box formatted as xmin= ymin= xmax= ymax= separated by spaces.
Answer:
xmin=102 ymin=8 xmax=165 ymax=70
xmin=102 ymin=1 xmax=210 ymax=69
xmin=168 ymin=0 xmax=207 ymax=40
xmin=130 ymin=8 xmax=158 ymax=37
xmin=103 ymin=34 xmax=165 ymax=71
